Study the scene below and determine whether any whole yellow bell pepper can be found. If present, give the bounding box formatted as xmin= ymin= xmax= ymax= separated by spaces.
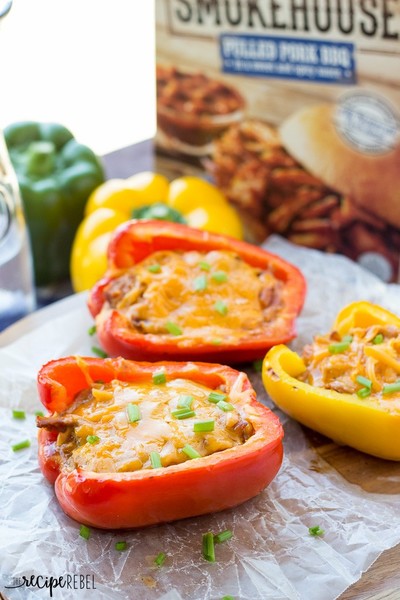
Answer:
xmin=262 ymin=301 xmax=400 ymax=461
xmin=71 ymin=172 xmax=243 ymax=292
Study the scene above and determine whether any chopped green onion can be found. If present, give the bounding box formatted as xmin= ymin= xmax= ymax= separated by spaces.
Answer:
xmin=211 ymin=338 xmax=222 ymax=346
xmin=177 ymin=394 xmax=194 ymax=409
xmin=88 ymin=325 xmax=97 ymax=336
xmin=217 ymin=400 xmax=234 ymax=412
xmin=150 ymin=451 xmax=162 ymax=469
xmin=208 ymin=391 xmax=227 ymax=403
xmin=202 ymin=532 xmax=216 ymax=562
xmin=199 ymin=261 xmax=211 ymax=271
xmin=253 ymin=359 xmax=263 ymax=372
xmin=154 ymin=552 xmax=167 ymax=566
xmin=221 ymin=596 xmax=235 ymax=600
xmin=12 ymin=409 xmax=26 ymax=420
xmin=171 ymin=408 xmax=196 ymax=419
xmin=382 ymin=381 xmax=400 ymax=395
xmin=357 ymin=387 xmax=371 ymax=399
xmin=211 ymin=271 xmax=228 ymax=283
xmin=153 ymin=370 xmax=166 ymax=385
xmin=182 ymin=444 xmax=201 ymax=459
xmin=372 ymin=333 xmax=384 ymax=344
xmin=342 ymin=335 xmax=353 ymax=343
xmin=127 ymin=403 xmax=141 ymax=423
xmin=356 ymin=375 xmax=372 ymax=390
xmin=11 ymin=439 xmax=31 ymax=452
xmin=147 ymin=264 xmax=161 ymax=273
xmin=86 ymin=435 xmax=100 ymax=444
xmin=115 ymin=541 xmax=127 ymax=551
xmin=214 ymin=529 xmax=233 ymax=544
xmin=194 ymin=420 xmax=215 ymax=432
xmin=166 ymin=321 xmax=182 ymax=336
xmin=193 ymin=274 xmax=208 ymax=292
xmin=35 ymin=410 xmax=44 ymax=417
xmin=79 ymin=525 xmax=91 ymax=540
xmin=308 ymin=525 xmax=325 ymax=537
xmin=214 ymin=300 xmax=228 ymax=316
xmin=328 ymin=341 xmax=351 ymax=354
xmin=91 ymin=346 xmax=108 ymax=358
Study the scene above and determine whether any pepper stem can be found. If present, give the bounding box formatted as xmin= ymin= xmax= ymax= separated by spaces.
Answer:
xmin=26 ymin=140 xmax=56 ymax=176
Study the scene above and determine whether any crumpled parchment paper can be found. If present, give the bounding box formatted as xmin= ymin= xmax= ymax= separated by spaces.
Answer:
xmin=1 ymin=236 xmax=400 ymax=600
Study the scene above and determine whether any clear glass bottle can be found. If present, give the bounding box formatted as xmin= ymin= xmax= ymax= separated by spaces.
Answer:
xmin=0 ymin=132 xmax=36 ymax=330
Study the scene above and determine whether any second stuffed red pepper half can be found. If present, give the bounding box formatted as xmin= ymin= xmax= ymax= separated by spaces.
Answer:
xmin=88 ymin=221 xmax=306 ymax=363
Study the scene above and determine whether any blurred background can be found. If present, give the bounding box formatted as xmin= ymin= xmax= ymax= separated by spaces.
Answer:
xmin=0 ymin=0 xmax=156 ymax=153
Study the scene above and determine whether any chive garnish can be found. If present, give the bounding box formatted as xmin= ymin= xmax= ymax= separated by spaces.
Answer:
xmin=182 ymin=444 xmax=201 ymax=459
xmin=177 ymin=394 xmax=194 ymax=409
xmin=357 ymin=387 xmax=371 ymax=399
xmin=308 ymin=525 xmax=325 ymax=537
xmin=115 ymin=541 xmax=127 ymax=551
xmin=153 ymin=370 xmax=166 ymax=385
xmin=211 ymin=271 xmax=228 ymax=283
xmin=382 ymin=381 xmax=400 ymax=395
xmin=217 ymin=400 xmax=234 ymax=412
xmin=86 ymin=435 xmax=100 ymax=444
xmin=202 ymin=532 xmax=216 ymax=562
xmin=11 ymin=439 xmax=31 ymax=452
xmin=88 ymin=325 xmax=96 ymax=336
xmin=356 ymin=375 xmax=372 ymax=390
xmin=166 ymin=321 xmax=182 ymax=336
xmin=35 ymin=410 xmax=44 ymax=417
xmin=372 ymin=333 xmax=384 ymax=344
xmin=12 ymin=409 xmax=26 ymax=420
xmin=91 ymin=346 xmax=108 ymax=358
xmin=171 ymin=408 xmax=196 ymax=419
xmin=193 ymin=274 xmax=208 ymax=292
xmin=214 ymin=530 xmax=233 ymax=544
xmin=127 ymin=403 xmax=141 ymax=423
xmin=79 ymin=525 xmax=91 ymax=540
xmin=194 ymin=420 xmax=215 ymax=432
xmin=214 ymin=300 xmax=228 ymax=316
xmin=154 ymin=552 xmax=167 ymax=566
xmin=221 ymin=596 xmax=235 ymax=600
xmin=150 ymin=451 xmax=162 ymax=469
xmin=328 ymin=340 xmax=351 ymax=354
xmin=208 ymin=391 xmax=227 ymax=403
xmin=211 ymin=338 xmax=222 ymax=346
xmin=199 ymin=261 xmax=211 ymax=271
xmin=148 ymin=264 xmax=161 ymax=273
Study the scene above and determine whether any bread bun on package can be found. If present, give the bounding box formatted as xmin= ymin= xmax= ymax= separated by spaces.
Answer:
xmin=280 ymin=104 xmax=400 ymax=229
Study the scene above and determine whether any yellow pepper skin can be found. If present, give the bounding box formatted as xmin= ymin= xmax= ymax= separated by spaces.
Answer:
xmin=71 ymin=172 xmax=243 ymax=292
xmin=262 ymin=302 xmax=400 ymax=461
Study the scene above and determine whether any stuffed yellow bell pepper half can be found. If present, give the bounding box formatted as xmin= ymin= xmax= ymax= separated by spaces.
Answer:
xmin=262 ymin=301 xmax=400 ymax=460
xmin=71 ymin=172 xmax=243 ymax=292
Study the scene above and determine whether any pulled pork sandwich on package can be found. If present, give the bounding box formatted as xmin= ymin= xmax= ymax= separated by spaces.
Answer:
xmin=155 ymin=0 xmax=400 ymax=282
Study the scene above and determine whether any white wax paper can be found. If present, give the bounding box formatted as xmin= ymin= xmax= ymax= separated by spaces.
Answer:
xmin=1 ymin=236 xmax=400 ymax=600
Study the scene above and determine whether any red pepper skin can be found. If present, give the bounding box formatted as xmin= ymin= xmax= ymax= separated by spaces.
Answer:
xmin=37 ymin=356 xmax=284 ymax=529
xmin=88 ymin=220 xmax=306 ymax=363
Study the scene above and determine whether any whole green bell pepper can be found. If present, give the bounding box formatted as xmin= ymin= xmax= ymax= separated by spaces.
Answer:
xmin=4 ymin=121 xmax=105 ymax=286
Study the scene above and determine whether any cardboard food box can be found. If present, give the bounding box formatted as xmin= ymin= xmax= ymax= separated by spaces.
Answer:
xmin=155 ymin=0 xmax=400 ymax=282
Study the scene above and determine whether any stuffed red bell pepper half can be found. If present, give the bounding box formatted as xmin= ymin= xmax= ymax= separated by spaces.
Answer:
xmin=87 ymin=221 xmax=306 ymax=363
xmin=36 ymin=356 xmax=284 ymax=529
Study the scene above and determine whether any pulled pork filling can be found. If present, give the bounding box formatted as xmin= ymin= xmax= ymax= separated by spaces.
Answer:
xmin=299 ymin=324 xmax=400 ymax=410
xmin=102 ymin=249 xmax=284 ymax=346
xmin=37 ymin=378 xmax=254 ymax=473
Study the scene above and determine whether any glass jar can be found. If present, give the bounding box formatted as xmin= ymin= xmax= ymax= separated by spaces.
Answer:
xmin=0 ymin=133 xmax=36 ymax=330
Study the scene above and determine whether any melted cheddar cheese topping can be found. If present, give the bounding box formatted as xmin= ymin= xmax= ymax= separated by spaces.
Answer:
xmin=299 ymin=324 xmax=400 ymax=412
xmin=53 ymin=377 xmax=253 ymax=473
xmin=103 ymin=250 xmax=283 ymax=345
